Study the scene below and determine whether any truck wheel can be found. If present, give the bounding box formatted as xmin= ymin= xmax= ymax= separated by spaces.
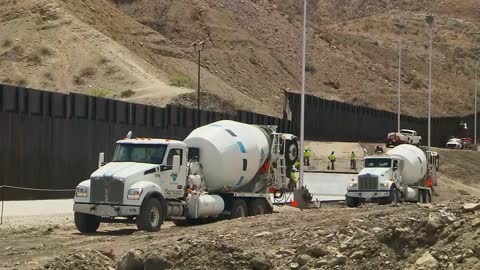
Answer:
xmin=345 ymin=196 xmax=360 ymax=208
xmin=230 ymin=199 xmax=248 ymax=219
xmin=74 ymin=212 xmax=100 ymax=233
xmin=425 ymin=191 xmax=432 ymax=203
xmin=248 ymin=199 xmax=269 ymax=216
xmin=136 ymin=198 xmax=164 ymax=232
xmin=387 ymin=186 xmax=399 ymax=205
xmin=418 ymin=190 xmax=425 ymax=203
xmin=285 ymin=138 xmax=299 ymax=166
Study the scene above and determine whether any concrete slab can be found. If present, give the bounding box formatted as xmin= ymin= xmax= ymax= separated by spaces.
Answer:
xmin=1 ymin=199 xmax=73 ymax=217
xmin=305 ymin=141 xmax=365 ymax=172
xmin=272 ymin=171 xmax=356 ymax=203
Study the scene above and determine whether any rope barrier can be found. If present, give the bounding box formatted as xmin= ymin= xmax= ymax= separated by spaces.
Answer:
xmin=0 ymin=185 xmax=75 ymax=225
xmin=0 ymin=185 xmax=75 ymax=192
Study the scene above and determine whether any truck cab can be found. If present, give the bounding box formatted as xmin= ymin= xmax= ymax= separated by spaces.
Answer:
xmin=74 ymin=138 xmax=188 ymax=232
xmin=345 ymin=156 xmax=401 ymax=206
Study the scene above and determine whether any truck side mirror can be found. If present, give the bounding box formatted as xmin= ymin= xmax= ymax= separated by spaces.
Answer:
xmin=98 ymin=152 xmax=105 ymax=168
xmin=172 ymin=155 xmax=181 ymax=173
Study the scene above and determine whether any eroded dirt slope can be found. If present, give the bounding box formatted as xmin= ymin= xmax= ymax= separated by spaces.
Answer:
xmin=1 ymin=0 xmax=479 ymax=116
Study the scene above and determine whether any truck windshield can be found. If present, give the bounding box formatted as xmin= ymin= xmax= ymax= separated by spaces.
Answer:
xmin=364 ymin=158 xmax=392 ymax=168
xmin=113 ymin=144 xmax=167 ymax=164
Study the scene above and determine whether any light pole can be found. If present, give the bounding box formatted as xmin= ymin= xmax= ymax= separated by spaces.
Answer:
xmin=475 ymin=64 xmax=478 ymax=145
xmin=193 ymin=41 xmax=205 ymax=111
xmin=426 ymin=15 xmax=434 ymax=151
xmin=397 ymin=20 xmax=405 ymax=132
xmin=298 ymin=0 xmax=307 ymax=189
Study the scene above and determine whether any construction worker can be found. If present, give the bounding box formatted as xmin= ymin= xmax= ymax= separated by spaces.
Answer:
xmin=350 ymin=151 xmax=357 ymax=170
xmin=328 ymin=151 xmax=336 ymax=170
xmin=289 ymin=166 xmax=298 ymax=191
xmin=294 ymin=159 xmax=300 ymax=170
xmin=303 ymin=148 xmax=311 ymax=166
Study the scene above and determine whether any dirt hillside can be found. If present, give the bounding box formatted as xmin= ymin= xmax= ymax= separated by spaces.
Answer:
xmin=1 ymin=0 xmax=479 ymax=116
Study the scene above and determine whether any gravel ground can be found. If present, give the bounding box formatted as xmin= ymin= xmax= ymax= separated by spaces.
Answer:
xmin=1 ymin=143 xmax=479 ymax=269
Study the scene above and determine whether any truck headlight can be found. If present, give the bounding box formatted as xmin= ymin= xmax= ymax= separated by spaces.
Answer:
xmin=127 ymin=188 xmax=143 ymax=200
xmin=380 ymin=182 xmax=389 ymax=187
xmin=75 ymin=186 xmax=88 ymax=197
xmin=348 ymin=182 xmax=358 ymax=189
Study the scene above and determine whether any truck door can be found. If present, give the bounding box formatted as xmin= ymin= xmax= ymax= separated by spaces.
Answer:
xmin=392 ymin=160 xmax=401 ymax=183
xmin=163 ymin=148 xmax=187 ymax=198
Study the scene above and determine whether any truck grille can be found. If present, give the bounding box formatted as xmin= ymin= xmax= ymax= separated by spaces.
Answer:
xmin=358 ymin=175 xmax=378 ymax=190
xmin=90 ymin=177 xmax=124 ymax=204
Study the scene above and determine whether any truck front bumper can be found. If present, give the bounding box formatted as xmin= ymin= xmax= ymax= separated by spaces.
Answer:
xmin=73 ymin=203 xmax=140 ymax=217
xmin=346 ymin=190 xmax=390 ymax=200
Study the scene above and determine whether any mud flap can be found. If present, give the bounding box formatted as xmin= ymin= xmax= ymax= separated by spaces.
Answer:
xmin=293 ymin=187 xmax=313 ymax=209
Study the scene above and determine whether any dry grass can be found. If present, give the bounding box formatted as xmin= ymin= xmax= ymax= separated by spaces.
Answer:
xmin=98 ymin=57 xmax=109 ymax=65
xmin=27 ymin=53 xmax=42 ymax=64
xmin=73 ymin=75 xmax=85 ymax=85
xmin=79 ymin=66 xmax=96 ymax=78
xmin=2 ymin=39 xmax=12 ymax=48
xmin=104 ymin=66 xmax=117 ymax=76
xmin=120 ymin=89 xmax=136 ymax=98
xmin=43 ymin=71 xmax=54 ymax=81
xmin=17 ymin=78 xmax=27 ymax=86
xmin=88 ymin=88 xmax=112 ymax=98
xmin=323 ymin=81 xmax=340 ymax=90
xmin=170 ymin=74 xmax=194 ymax=88
xmin=39 ymin=47 xmax=52 ymax=56
xmin=305 ymin=64 xmax=317 ymax=74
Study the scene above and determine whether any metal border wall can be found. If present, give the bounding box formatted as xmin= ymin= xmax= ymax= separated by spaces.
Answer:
xmin=0 ymin=85 xmax=291 ymax=200
xmin=285 ymin=91 xmax=479 ymax=146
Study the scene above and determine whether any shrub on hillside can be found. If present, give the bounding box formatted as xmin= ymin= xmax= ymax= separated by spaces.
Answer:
xmin=170 ymin=75 xmax=193 ymax=88
xmin=89 ymin=88 xmax=112 ymax=98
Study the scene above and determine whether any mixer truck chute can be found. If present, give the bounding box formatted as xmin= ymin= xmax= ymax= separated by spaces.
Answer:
xmin=73 ymin=120 xmax=299 ymax=233
xmin=345 ymin=144 xmax=437 ymax=207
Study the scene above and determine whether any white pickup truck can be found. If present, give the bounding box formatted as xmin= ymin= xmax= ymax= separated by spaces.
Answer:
xmin=386 ymin=129 xmax=421 ymax=148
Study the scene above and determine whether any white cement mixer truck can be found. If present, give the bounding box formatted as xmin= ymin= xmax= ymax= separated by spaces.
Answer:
xmin=345 ymin=144 xmax=436 ymax=207
xmin=73 ymin=120 xmax=299 ymax=233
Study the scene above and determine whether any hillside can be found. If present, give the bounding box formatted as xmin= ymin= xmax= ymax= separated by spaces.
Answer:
xmin=0 ymin=0 xmax=479 ymax=117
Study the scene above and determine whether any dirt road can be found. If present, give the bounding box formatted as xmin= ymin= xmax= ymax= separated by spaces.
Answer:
xmin=1 ymin=200 xmax=479 ymax=270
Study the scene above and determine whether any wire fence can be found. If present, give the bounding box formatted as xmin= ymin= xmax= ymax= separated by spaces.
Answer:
xmin=0 ymin=185 xmax=75 ymax=225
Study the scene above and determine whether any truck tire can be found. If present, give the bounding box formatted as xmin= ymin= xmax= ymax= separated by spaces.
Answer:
xmin=345 ymin=196 xmax=360 ymax=208
xmin=248 ymin=199 xmax=269 ymax=216
xmin=74 ymin=212 xmax=100 ymax=233
xmin=425 ymin=191 xmax=432 ymax=203
xmin=230 ymin=199 xmax=248 ymax=219
xmin=136 ymin=198 xmax=164 ymax=232
xmin=418 ymin=190 xmax=425 ymax=203
xmin=385 ymin=186 xmax=399 ymax=205
xmin=285 ymin=138 xmax=299 ymax=166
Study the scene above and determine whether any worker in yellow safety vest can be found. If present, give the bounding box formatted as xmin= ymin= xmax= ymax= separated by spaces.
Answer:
xmin=328 ymin=151 xmax=336 ymax=170
xmin=350 ymin=151 xmax=357 ymax=171
xmin=294 ymin=160 xmax=300 ymax=170
xmin=303 ymin=148 xmax=311 ymax=166
xmin=289 ymin=167 xmax=298 ymax=191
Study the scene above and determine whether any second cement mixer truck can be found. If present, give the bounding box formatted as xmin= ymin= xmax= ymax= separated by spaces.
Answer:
xmin=73 ymin=120 xmax=299 ymax=233
xmin=345 ymin=144 xmax=436 ymax=207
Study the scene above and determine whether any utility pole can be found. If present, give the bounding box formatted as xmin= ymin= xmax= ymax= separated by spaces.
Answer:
xmin=397 ymin=20 xmax=405 ymax=132
xmin=426 ymin=15 xmax=434 ymax=151
xmin=193 ymin=41 xmax=205 ymax=111
xmin=299 ymin=0 xmax=307 ymax=189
